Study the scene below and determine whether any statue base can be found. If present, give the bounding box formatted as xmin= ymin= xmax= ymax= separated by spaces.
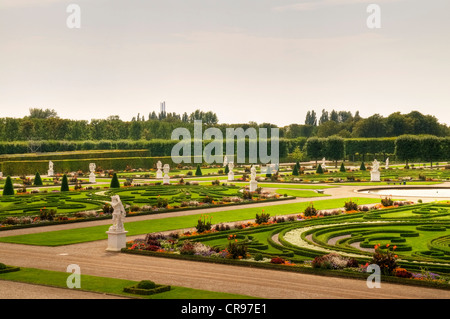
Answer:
xmin=47 ymin=170 xmax=54 ymax=177
xmin=163 ymin=175 xmax=170 ymax=185
xmin=228 ymin=173 xmax=234 ymax=181
xmin=106 ymin=230 xmax=128 ymax=252
xmin=370 ymin=171 xmax=381 ymax=182
xmin=89 ymin=173 xmax=96 ymax=183
xmin=249 ymin=180 xmax=258 ymax=192
xmin=156 ymin=170 xmax=163 ymax=179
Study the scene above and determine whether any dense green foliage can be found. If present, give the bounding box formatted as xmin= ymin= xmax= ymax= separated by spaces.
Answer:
xmin=2 ymin=176 xmax=14 ymax=196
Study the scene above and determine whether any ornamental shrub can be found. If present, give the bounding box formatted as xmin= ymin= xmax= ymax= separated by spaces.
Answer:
xmin=381 ymin=196 xmax=393 ymax=207
xmin=344 ymin=200 xmax=358 ymax=211
xmin=360 ymin=162 xmax=366 ymax=171
xmin=33 ymin=172 xmax=43 ymax=186
xmin=137 ymin=280 xmax=156 ymax=290
xmin=340 ymin=162 xmax=346 ymax=172
xmin=371 ymin=244 xmax=398 ymax=275
xmin=316 ymin=164 xmax=324 ymax=174
xmin=304 ymin=203 xmax=317 ymax=217
xmin=292 ymin=164 xmax=299 ymax=176
xmin=110 ymin=173 xmax=120 ymax=188
xmin=255 ymin=212 xmax=270 ymax=224
xmin=0 ymin=263 xmax=7 ymax=270
xmin=2 ymin=176 xmax=14 ymax=196
xmin=60 ymin=174 xmax=69 ymax=192
xmin=195 ymin=215 xmax=212 ymax=233
xmin=224 ymin=164 xmax=229 ymax=174
xmin=195 ymin=164 xmax=202 ymax=176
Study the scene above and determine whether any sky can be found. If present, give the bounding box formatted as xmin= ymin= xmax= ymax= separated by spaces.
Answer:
xmin=1 ymin=0 xmax=449 ymax=126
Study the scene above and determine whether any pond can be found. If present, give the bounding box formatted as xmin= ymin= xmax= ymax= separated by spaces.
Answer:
xmin=359 ymin=187 xmax=450 ymax=198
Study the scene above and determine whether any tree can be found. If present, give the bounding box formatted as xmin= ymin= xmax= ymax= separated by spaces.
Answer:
xmin=195 ymin=164 xmax=203 ymax=176
xmin=305 ymin=110 xmax=317 ymax=126
xmin=324 ymin=136 xmax=345 ymax=167
xmin=305 ymin=137 xmax=324 ymax=165
xmin=340 ymin=162 xmax=346 ymax=172
xmin=33 ymin=172 xmax=43 ymax=186
xmin=2 ymin=176 xmax=14 ymax=196
xmin=395 ymin=135 xmax=419 ymax=168
xmin=224 ymin=164 xmax=229 ymax=174
xmin=61 ymin=174 xmax=69 ymax=192
xmin=28 ymin=108 xmax=58 ymax=119
xmin=420 ymin=135 xmax=442 ymax=167
xmin=319 ymin=109 xmax=329 ymax=125
xmin=110 ymin=173 xmax=120 ymax=188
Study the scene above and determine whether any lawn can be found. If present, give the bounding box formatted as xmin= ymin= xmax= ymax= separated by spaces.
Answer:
xmin=0 ymin=267 xmax=257 ymax=299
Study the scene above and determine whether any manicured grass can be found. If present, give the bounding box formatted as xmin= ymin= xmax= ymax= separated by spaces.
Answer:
xmin=275 ymin=189 xmax=330 ymax=198
xmin=0 ymin=197 xmax=380 ymax=246
xmin=0 ymin=267 xmax=257 ymax=299
xmin=337 ymin=181 xmax=443 ymax=186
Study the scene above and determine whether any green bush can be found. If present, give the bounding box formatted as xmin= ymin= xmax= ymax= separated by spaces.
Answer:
xmin=304 ymin=203 xmax=317 ymax=217
xmin=110 ymin=173 xmax=120 ymax=188
xmin=316 ymin=164 xmax=323 ymax=174
xmin=0 ymin=263 xmax=6 ymax=270
xmin=2 ymin=176 xmax=14 ymax=196
xmin=292 ymin=164 xmax=299 ymax=176
xmin=33 ymin=172 xmax=43 ymax=186
xmin=360 ymin=162 xmax=366 ymax=171
xmin=61 ymin=174 xmax=69 ymax=192
xmin=255 ymin=212 xmax=270 ymax=224
xmin=137 ymin=280 xmax=156 ymax=290
xmin=340 ymin=162 xmax=346 ymax=172
xmin=195 ymin=164 xmax=202 ymax=176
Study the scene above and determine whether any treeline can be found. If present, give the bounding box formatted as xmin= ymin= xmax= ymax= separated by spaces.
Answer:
xmin=286 ymin=110 xmax=449 ymax=138
xmin=1 ymin=108 xmax=448 ymax=142
xmin=0 ymin=136 xmax=449 ymax=167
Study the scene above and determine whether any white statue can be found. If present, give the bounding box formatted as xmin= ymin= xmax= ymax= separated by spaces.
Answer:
xmin=372 ymin=159 xmax=380 ymax=172
xmin=163 ymin=164 xmax=170 ymax=184
xmin=223 ymin=156 xmax=228 ymax=167
xmin=250 ymin=165 xmax=257 ymax=181
xmin=156 ymin=160 xmax=163 ymax=179
xmin=109 ymin=195 xmax=126 ymax=232
xmin=370 ymin=159 xmax=381 ymax=182
xmin=89 ymin=163 xmax=96 ymax=183
xmin=228 ymin=162 xmax=234 ymax=181
xmin=48 ymin=161 xmax=54 ymax=176
xmin=321 ymin=158 xmax=327 ymax=170
xmin=385 ymin=157 xmax=389 ymax=170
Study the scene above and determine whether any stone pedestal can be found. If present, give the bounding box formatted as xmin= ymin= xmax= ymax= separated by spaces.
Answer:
xmin=370 ymin=170 xmax=381 ymax=182
xmin=228 ymin=172 xmax=234 ymax=181
xmin=48 ymin=170 xmax=54 ymax=177
xmin=249 ymin=180 xmax=258 ymax=192
xmin=89 ymin=173 xmax=96 ymax=183
xmin=106 ymin=230 xmax=128 ymax=252
xmin=163 ymin=174 xmax=170 ymax=185
xmin=156 ymin=170 xmax=163 ymax=179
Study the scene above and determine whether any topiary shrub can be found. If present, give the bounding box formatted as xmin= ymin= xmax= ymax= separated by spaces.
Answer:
xmin=340 ymin=162 xmax=346 ymax=173
xmin=137 ymin=280 xmax=156 ymax=290
xmin=33 ymin=172 xmax=43 ymax=186
xmin=2 ymin=176 xmax=14 ymax=196
xmin=360 ymin=162 xmax=366 ymax=171
xmin=110 ymin=173 xmax=120 ymax=188
xmin=0 ymin=263 xmax=6 ymax=270
xmin=292 ymin=164 xmax=299 ymax=176
xmin=316 ymin=164 xmax=324 ymax=174
xmin=60 ymin=174 xmax=69 ymax=192
xmin=195 ymin=164 xmax=202 ymax=176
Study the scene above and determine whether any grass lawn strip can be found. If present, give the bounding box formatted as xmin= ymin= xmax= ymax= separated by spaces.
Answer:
xmin=0 ymin=267 xmax=257 ymax=299
xmin=0 ymin=197 xmax=379 ymax=246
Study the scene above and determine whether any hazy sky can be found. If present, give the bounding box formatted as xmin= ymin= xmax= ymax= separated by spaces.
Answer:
xmin=1 ymin=0 xmax=449 ymax=126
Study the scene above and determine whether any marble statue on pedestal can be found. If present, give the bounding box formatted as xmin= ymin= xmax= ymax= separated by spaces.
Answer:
xmin=227 ymin=162 xmax=234 ymax=181
xmin=163 ymin=164 xmax=170 ymax=185
xmin=249 ymin=165 xmax=258 ymax=192
xmin=106 ymin=195 xmax=128 ymax=251
xmin=156 ymin=161 xmax=163 ymax=179
xmin=48 ymin=161 xmax=54 ymax=177
xmin=370 ymin=159 xmax=381 ymax=182
xmin=89 ymin=163 xmax=96 ymax=183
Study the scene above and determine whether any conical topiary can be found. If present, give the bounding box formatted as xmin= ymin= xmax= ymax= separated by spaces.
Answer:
xmin=360 ymin=162 xmax=366 ymax=171
xmin=316 ymin=164 xmax=324 ymax=174
xmin=292 ymin=164 xmax=299 ymax=176
xmin=224 ymin=164 xmax=229 ymax=174
xmin=110 ymin=173 xmax=120 ymax=188
xmin=195 ymin=164 xmax=203 ymax=176
xmin=61 ymin=174 xmax=69 ymax=192
xmin=340 ymin=162 xmax=346 ymax=173
xmin=33 ymin=172 xmax=43 ymax=186
xmin=2 ymin=176 xmax=14 ymax=196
